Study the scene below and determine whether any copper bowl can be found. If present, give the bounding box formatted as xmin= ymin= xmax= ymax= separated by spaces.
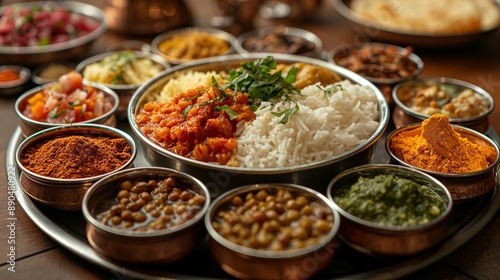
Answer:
xmin=15 ymin=81 xmax=119 ymax=138
xmin=0 ymin=65 xmax=31 ymax=96
xmin=386 ymin=124 xmax=500 ymax=202
xmin=205 ymin=183 xmax=340 ymax=279
xmin=392 ymin=77 xmax=495 ymax=133
xmin=15 ymin=124 xmax=137 ymax=211
xmin=151 ymin=27 xmax=236 ymax=65
xmin=327 ymin=164 xmax=453 ymax=256
xmin=82 ymin=167 xmax=210 ymax=263
xmin=0 ymin=1 xmax=107 ymax=67
xmin=235 ymin=26 xmax=323 ymax=58
xmin=328 ymin=42 xmax=424 ymax=106
xmin=75 ymin=50 xmax=170 ymax=119
xmin=128 ymin=53 xmax=389 ymax=197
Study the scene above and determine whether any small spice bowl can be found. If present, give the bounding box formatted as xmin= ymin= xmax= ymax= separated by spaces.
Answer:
xmin=75 ymin=50 xmax=170 ymax=119
xmin=82 ymin=167 xmax=210 ymax=263
xmin=392 ymin=77 xmax=495 ymax=133
xmin=235 ymin=26 xmax=323 ymax=58
xmin=16 ymin=124 xmax=137 ymax=211
xmin=386 ymin=123 xmax=500 ymax=202
xmin=0 ymin=65 xmax=31 ymax=96
xmin=31 ymin=62 xmax=76 ymax=85
xmin=328 ymin=42 xmax=424 ymax=106
xmin=151 ymin=27 xmax=236 ymax=65
xmin=15 ymin=77 xmax=119 ymax=138
xmin=205 ymin=183 xmax=340 ymax=279
xmin=327 ymin=164 xmax=453 ymax=256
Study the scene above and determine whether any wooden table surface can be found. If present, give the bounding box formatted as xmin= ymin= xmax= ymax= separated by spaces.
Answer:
xmin=1 ymin=1 xmax=499 ymax=279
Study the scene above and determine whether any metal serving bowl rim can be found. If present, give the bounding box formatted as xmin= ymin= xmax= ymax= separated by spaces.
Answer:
xmin=15 ymin=81 xmax=120 ymax=127
xmin=75 ymin=50 xmax=171 ymax=90
xmin=234 ymin=26 xmax=323 ymax=55
xmin=0 ymin=1 xmax=107 ymax=55
xmin=328 ymin=42 xmax=424 ymax=84
xmin=82 ymin=166 xmax=211 ymax=238
xmin=15 ymin=123 xmax=137 ymax=184
xmin=326 ymin=163 xmax=453 ymax=231
xmin=205 ymin=183 xmax=341 ymax=259
xmin=392 ymin=77 xmax=495 ymax=123
xmin=151 ymin=27 xmax=237 ymax=65
xmin=0 ymin=65 xmax=31 ymax=87
xmin=128 ymin=53 xmax=390 ymax=174
xmin=385 ymin=123 xmax=500 ymax=177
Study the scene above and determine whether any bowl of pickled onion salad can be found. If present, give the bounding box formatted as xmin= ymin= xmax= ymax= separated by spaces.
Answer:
xmin=15 ymin=71 xmax=119 ymax=137
xmin=128 ymin=53 xmax=390 ymax=196
xmin=327 ymin=164 xmax=453 ymax=256
xmin=0 ymin=1 xmax=106 ymax=66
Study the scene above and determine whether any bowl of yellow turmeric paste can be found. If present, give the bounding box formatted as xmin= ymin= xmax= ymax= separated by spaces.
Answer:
xmin=386 ymin=114 xmax=499 ymax=201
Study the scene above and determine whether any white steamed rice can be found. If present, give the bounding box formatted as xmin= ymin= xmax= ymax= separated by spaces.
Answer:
xmin=235 ymin=80 xmax=380 ymax=168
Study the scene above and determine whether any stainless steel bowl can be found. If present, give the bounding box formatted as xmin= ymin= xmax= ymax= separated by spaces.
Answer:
xmin=386 ymin=124 xmax=500 ymax=201
xmin=128 ymin=53 xmax=390 ymax=197
xmin=0 ymin=65 xmax=31 ymax=96
xmin=327 ymin=164 xmax=453 ymax=256
xmin=31 ymin=62 xmax=76 ymax=85
xmin=75 ymin=50 xmax=170 ymax=119
xmin=151 ymin=27 xmax=236 ymax=65
xmin=15 ymin=81 xmax=119 ymax=138
xmin=328 ymin=42 xmax=424 ymax=106
xmin=16 ymin=124 xmax=137 ymax=211
xmin=234 ymin=26 xmax=323 ymax=58
xmin=392 ymin=77 xmax=495 ymax=133
xmin=0 ymin=1 xmax=107 ymax=67
xmin=205 ymin=183 xmax=340 ymax=279
xmin=82 ymin=167 xmax=210 ymax=263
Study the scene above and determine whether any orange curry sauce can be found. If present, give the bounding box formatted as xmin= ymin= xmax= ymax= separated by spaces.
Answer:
xmin=135 ymin=86 xmax=255 ymax=165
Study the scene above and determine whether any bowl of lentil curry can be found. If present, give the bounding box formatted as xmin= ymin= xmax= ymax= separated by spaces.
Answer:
xmin=205 ymin=183 xmax=340 ymax=279
xmin=16 ymin=124 xmax=136 ymax=211
xmin=392 ymin=77 xmax=494 ymax=133
xmin=386 ymin=114 xmax=499 ymax=201
xmin=327 ymin=164 xmax=453 ymax=256
xmin=151 ymin=27 xmax=236 ymax=65
xmin=82 ymin=167 xmax=210 ymax=263
xmin=15 ymin=71 xmax=119 ymax=138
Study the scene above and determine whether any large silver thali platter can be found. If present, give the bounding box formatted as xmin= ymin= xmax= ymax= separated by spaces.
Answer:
xmin=6 ymin=120 xmax=500 ymax=279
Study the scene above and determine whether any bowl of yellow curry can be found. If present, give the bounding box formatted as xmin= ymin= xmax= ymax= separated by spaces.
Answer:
xmin=386 ymin=114 xmax=499 ymax=201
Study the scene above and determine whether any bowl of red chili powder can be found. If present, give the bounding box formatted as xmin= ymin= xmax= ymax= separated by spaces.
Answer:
xmin=16 ymin=124 xmax=136 ymax=211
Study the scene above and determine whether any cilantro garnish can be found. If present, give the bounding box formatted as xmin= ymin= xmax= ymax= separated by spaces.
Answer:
xmin=271 ymin=104 xmax=300 ymax=124
xmin=317 ymin=84 xmax=344 ymax=96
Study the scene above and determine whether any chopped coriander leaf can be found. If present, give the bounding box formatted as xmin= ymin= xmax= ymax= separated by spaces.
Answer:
xmin=317 ymin=84 xmax=345 ymax=95
xmin=215 ymin=105 xmax=238 ymax=120
xmin=271 ymin=104 xmax=300 ymax=124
